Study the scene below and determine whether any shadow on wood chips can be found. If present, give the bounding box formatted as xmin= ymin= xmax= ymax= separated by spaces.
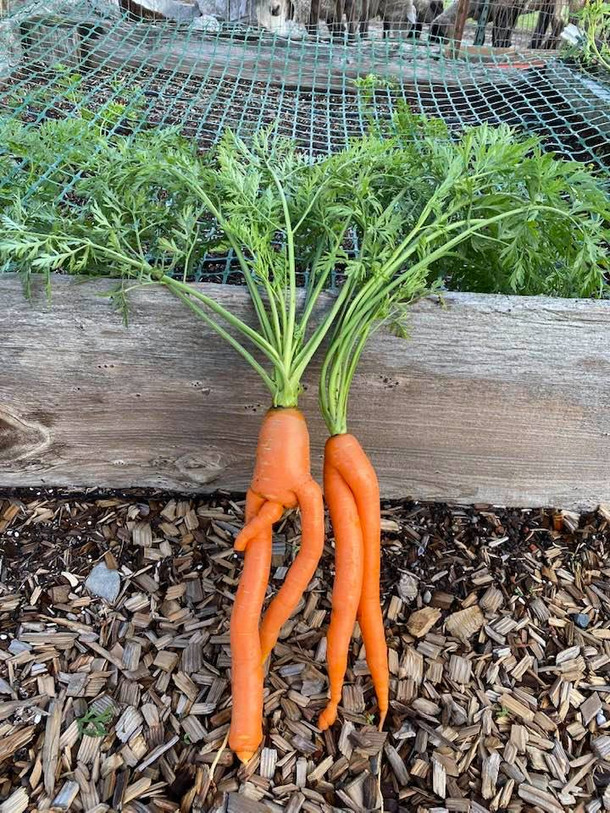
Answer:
xmin=0 ymin=489 xmax=609 ymax=811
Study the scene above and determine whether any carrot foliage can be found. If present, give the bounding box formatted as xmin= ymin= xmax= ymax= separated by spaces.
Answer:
xmin=0 ymin=112 xmax=608 ymax=426
xmin=317 ymin=110 xmax=610 ymax=434
xmin=0 ymin=124 xmax=399 ymax=407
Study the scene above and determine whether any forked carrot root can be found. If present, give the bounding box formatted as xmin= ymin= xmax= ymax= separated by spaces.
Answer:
xmin=230 ymin=407 xmax=325 ymax=762
xmin=322 ymin=433 xmax=389 ymax=729
xmin=260 ymin=476 xmax=324 ymax=660
xmin=318 ymin=444 xmax=364 ymax=730
xmin=229 ymin=492 xmax=272 ymax=763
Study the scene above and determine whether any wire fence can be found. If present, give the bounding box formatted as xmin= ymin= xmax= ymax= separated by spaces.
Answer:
xmin=0 ymin=0 xmax=608 ymax=281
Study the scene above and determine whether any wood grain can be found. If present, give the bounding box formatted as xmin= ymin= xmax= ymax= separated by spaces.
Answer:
xmin=1 ymin=275 xmax=609 ymax=508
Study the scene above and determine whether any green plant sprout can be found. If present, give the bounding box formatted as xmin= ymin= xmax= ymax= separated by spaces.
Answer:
xmin=576 ymin=0 xmax=610 ymax=72
xmin=77 ymin=706 xmax=114 ymax=737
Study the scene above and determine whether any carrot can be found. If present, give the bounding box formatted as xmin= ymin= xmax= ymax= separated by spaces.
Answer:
xmin=229 ymin=491 xmax=272 ymax=763
xmin=142 ymin=137 xmax=416 ymax=764
xmin=327 ymin=433 xmax=389 ymax=728
xmin=235 ymin=407 xmax=325 ymax=660
xmin=259 ymin=476 xmax=324 ymax=661
xmin=318 ymin=441 xmax=364 ymax=730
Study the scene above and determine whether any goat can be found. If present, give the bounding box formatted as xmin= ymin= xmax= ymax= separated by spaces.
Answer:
xmin=257 ymin=0 xmax=442 ymax=39
xmin=429 ymin=0 xmax=584 ymax=50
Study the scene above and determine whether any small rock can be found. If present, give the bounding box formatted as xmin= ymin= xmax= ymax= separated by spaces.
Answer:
xmin=573 ymin=613 xmax=590 ymax=629
xmin=423 ymin=590 xmax=432 ymax=604
xmin=597 ymin=712 xmax=607 ymax=726
xmin=192 ymin=14 xmax=221 ymax=31
xmin=8 ymin=639 xmax=31 ymax=655
xmin=85 ymin=562 xmax=120 ymax=604
xmin=397 ymin=572 xmax=418 ymax=603
xmin=407 ymin=607 xmax=441 ymax=638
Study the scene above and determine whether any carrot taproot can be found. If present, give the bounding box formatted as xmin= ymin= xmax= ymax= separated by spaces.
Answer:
xmin=318 ymin=443 xmax=364 ymax=731
xmin=260 ymin=477 xmax=324 ymax=660
xmin=234 ymin=407 xmax=325 ymax=661
xmin=325 ymin=433 xmax=389 ymax=729
xmin=229 ymin=490 xmax=272 ymax=763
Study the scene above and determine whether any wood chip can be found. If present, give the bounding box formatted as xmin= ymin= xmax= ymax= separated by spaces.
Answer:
xmin=42 ymin=699 xmax=63 ymax=796
xmin=481 ymin=752 xmax=500 ymax=800
xmin=0 ymin=788 xmax=28 ymax=813
xmin=445 ymin=606 xmax=485 ymax=642
xmin=448 ymin=655 xmax=471 ymax=684
xmin=0 ymin=493 xmax=609 ymax=810
xmin=260 ymin=747 xmax=278 ymax=780
xmin=407 ymin=607 xmax=442 ymax=638
xmin=518 ymin=783 xmax=564 ymax=813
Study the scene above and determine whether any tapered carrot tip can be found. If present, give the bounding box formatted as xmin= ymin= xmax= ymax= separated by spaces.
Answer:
xmin=318 ymin=704 xmax=338 ymax=731
xmin=237 ymin=750 xmax=255 ymax=764
xmin=260 ymin=633 xmax=275 ymax=665
xmin=378 ymin=710 xmax=387 ymax=731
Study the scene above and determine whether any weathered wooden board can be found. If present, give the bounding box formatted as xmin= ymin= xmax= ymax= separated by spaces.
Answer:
xmin=1 ymin=275 xmax=609 ymax=508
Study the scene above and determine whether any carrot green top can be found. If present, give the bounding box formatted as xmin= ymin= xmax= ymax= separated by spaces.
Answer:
xmin=0 ymin=126 xmax=407 ymax=409
xmin=0 ymin=117 xmax=608 ymax=419
xmin=318 ymin=118 xmax=609 ymax=436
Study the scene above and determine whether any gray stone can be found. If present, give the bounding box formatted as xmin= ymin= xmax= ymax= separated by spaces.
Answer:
xmin=85 ymin=562 xmax=121 ymax=604
xmin=397 ymin=571 xmax=419 ymax=603
xmin=8 ymin=639 xmax=31 ymax=655
xmin=136 ymin=0 xmax=200 ymax=20
xmin=573 ymin=612 xmax=590 ymax=629
xmin=196 ymin=0 xmax=249 ymax=20
xmin=192 ymin=13 xmax=221 ymax=30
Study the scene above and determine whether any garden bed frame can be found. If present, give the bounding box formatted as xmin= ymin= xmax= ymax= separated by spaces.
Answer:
xmin=1 ymin=274 xmax=609 ymax=509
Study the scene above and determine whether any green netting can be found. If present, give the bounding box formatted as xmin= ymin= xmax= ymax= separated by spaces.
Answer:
xmin=1 ymin=0 xmax=609 ymax=281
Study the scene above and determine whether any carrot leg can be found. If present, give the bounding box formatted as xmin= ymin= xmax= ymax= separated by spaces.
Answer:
xmin=234 ymin=498 xmax=284 ymax=552
xmin=229 ymin=491 xmax=272 ymax=763
xmin=328 ymin=435 xmax=389 ymax=729
xmin=318 ymin=460 xmax=364 ymax=731
xmin=259 ymin=478 xmax=325 ymax=661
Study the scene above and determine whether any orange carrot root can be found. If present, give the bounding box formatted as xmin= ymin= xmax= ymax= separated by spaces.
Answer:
xmin=234 ymin=408 xmax=324 ymax=663
xmin=229 ymin=491 xmax=272 ymax=763
xmin=318 ymin=450 xmax=364 ymax=731
xmin=234 ymin=499 xmax=283 ymax=552
xmin=260 ymin=477 xmax=324 ymax=661
xmin=326 ymin=434 xmax=389 ymax=726
xmin=230 ymin=408 xmax=325 ymax=762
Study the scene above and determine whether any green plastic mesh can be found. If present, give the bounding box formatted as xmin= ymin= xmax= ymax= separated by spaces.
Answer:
xmin=1 ymin=0 xmax=609 ymax=281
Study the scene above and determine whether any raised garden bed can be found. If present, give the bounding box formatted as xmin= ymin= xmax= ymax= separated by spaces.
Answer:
xmin=2 ymin=7 xmax=610 ymax=165
xmin=2 ymin=275 xmax=609 ymax=510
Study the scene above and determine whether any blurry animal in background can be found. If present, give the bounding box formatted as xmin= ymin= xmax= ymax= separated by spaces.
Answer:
xmin=377 ymin=0 xmax=443 ymax=37
xmin=256 ymin=0 xmax=443 ymax=38
xmin=529 ymin=0 xmax=585 ymax=48
xmin=429 ymin=0 xmax=584 ymax=49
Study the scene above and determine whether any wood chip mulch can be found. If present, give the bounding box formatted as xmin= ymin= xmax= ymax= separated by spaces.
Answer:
xmin=0 ymin=490 xmax=610 ymax=812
